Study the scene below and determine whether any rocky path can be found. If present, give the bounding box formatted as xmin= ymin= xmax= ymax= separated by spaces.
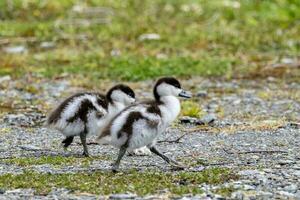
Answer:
xmin=0 ymin=75 xmax=299 ymax=199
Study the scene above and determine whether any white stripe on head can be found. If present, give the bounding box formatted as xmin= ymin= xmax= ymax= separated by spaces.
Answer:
xmin=156 ymin=83 xmax=182 ymax=97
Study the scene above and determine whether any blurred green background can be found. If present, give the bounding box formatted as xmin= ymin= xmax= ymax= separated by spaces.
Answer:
xmin=0 ymin=0 xmax=299 ymax=82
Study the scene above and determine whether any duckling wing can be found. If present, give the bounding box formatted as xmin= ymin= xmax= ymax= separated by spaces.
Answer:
xmin=105 ymin=102 xmax=162 ymax=148
xmin=46 ymin=93 xmax=88 ymax=125
xmin=127 ymin=111 xmax=162 ymax=149
xmin=47 ymin=92 xmax=108 ymax=135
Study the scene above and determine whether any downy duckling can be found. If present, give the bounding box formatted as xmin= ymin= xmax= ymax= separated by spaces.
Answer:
xmin=46 ymin=84 xmax=135 ymax=157
xmin=97 ymin=77 xmax=191 ymax=171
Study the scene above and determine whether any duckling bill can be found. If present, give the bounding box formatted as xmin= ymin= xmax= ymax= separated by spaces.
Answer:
xmin=97 ymin=77 xmax=191 ymax=171
xmin=46 ymin=84 xmax=135 ymax=157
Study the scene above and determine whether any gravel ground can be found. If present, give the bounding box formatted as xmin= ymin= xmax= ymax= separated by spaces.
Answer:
xmin=0 ymin=75 xmax=299 ymax=199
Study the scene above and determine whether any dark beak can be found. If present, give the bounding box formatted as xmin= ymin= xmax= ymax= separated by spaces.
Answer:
xmin=179 ymin=90 xmax=192 ymax=98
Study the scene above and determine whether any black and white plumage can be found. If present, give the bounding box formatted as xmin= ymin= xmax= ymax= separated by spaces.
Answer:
xmin=97 ymin=77 xmax=192 ymax=171
xmin=46 ymin=84 xmax=135 ymax=157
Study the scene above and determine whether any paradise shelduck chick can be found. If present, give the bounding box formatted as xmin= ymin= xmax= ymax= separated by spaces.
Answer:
xmin=46 ymin=84 xmax=135 ymax=157
xmin=97 ymin=77 xmax=191 ymax=171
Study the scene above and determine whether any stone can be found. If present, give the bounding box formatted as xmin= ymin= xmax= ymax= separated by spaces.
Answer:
xmin=111 ymin=49 xmax=121 ymax=57
xmin=284 ymin=184 xmax=298 ymax=193
xmin=4 ymin=114 xmax=27 ymax=125
xmin=40 ymin=41 xmax=55 ymax=49
xmin=5 ymin=189 xmax=34 ymax=195
xmin=0 ymin=75 xmax=11 ymax=84
xmin=138 ymin=33 xmax=160 ymax=41
xmin=196 ymin=90 xmax=208 ymax=98
xmin=190 ymin=166 xmax=205 ymax=172
xmin=238 ymin=170 xmax=261 ymax=176
xmin=231 ymin=191 xmax=244 ymax=199
xmin=244 ymin=184 xmax=256 ymax=190
xmin=214 ymin=194 xmax=225 ymax=200
xmin=3 ymin=112 xmax=45 ymax=127
xmin=18 ymin=145 xmax=42 ymax=151
xmin=180 ymin=116 xmax=198 ymax=124
xmin=109 ymin=193 xmax=137 ymax=199
xmin=277 ymin=191 xmax=295 ymax=198
xmin=287 ymin=122 xmax=300 ymax=129
xmin=156 ymin=53 xmax=168 ymax=59
xmin=0 ymin=188 xmax=5 ymax=194
xmin=179 ymin=116 xmax=205 ymax=125
xmin=281 ymin=57 xmax=295 ymax=64
xmin=128 ymin=146 xmax=152 ymax=156
xmin=3 ymin=46 xmax=27 ymax=54
xmin=200 ymin=114 xmax=217 ymax=125
xmin=293 ymin=170 xmax=300 ymax=176
xmin=256 ymin=191 xmax=273 ymax=198
xmin=278 ymin=160 xmax=296 ymax=165
xmin=207 ymin=103 xmax=218 ymax=111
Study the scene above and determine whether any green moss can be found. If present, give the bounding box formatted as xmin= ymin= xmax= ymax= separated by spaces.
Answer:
xmin=2 ymin=156 xmax=109 ymax=167
xmin=181 ymin=101 xmax=204 ymax=118
xmin=214 ymin=186 xmax=236 ymax=197
xmin=0 ymin=0 xmax=299 ymax=81
xmin=0 ymin=168 xmax=237 ymax=195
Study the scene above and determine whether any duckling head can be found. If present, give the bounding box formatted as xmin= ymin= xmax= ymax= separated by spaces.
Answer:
xmin=153 ymin=77 xmax=192 ymax=101
xmin=106 ymin=84 xmax=135 ymax=106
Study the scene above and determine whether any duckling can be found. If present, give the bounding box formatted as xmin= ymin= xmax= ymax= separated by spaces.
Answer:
xmin=46 ymin=84 xmax=135 ymax=157
xmin=97 ymin=77 xmax=191 ymax=171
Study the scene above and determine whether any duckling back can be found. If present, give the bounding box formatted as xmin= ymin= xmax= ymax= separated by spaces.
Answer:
xmin=47 ymin=92 xmax=108 ymax=137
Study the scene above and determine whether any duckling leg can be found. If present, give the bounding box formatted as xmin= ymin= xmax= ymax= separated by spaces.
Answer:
xmin=80 ymin=132 xmax=89 ymax=157
xmin=62 ymin=136 xmax=74 ymax=149
xmin=112 ymin=146 xmax=127 ymax=172
xmin=149 ymin=146 xmax=185 ymax=169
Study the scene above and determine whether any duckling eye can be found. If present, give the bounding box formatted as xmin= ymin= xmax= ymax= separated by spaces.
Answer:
xmin=128 ymin=92 xmax=135 ymax=98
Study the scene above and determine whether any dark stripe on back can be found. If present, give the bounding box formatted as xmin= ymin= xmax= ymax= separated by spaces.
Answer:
xmin=146 ymin=102 xmax=162 ymax=116
xmin=117 ymin=111 xmax=145 ymax=139
xmin=95 ymin=93 xmax=108 ymax=110
xmin=47 ymin=93 xmax=86 ymax=124
xmin=98 ymin=101 xmax=161 ymax=141
xmin=47 ymin=92 xmax=107 ymax=125
xmin=67 ymin=99 xmax=97 ymax=123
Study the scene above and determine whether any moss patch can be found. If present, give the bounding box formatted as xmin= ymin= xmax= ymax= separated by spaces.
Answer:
xmin=1 ymin=1 xmax=299 ymax=81
xmin=214 ymin=186 xmax=236 ymax=197
xmin=2 ymin=155 xmax=109 ymax=167
xmin=0 ymin=168 xmax=237 ymax=196
xmin=181 ymin=101 xmax=204 ymax=118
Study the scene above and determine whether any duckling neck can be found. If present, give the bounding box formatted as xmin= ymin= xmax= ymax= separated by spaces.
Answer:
xmin=108 ymin=101 xmax=125 ymax=117
xmin=159 ymin=96 xmax=181 ymax=124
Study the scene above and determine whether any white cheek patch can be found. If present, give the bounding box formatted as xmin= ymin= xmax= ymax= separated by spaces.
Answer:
xmin=111 ymin=90 xmax=126 ymax=103
xmin=156 ymin=83 xmax=173 ymax=96
xmin=157 ymin=83 xmax=181 ymax=97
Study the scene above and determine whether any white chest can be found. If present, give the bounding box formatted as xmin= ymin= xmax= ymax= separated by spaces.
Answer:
xmin=159 ymin=96 xmax=181 ymax=126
